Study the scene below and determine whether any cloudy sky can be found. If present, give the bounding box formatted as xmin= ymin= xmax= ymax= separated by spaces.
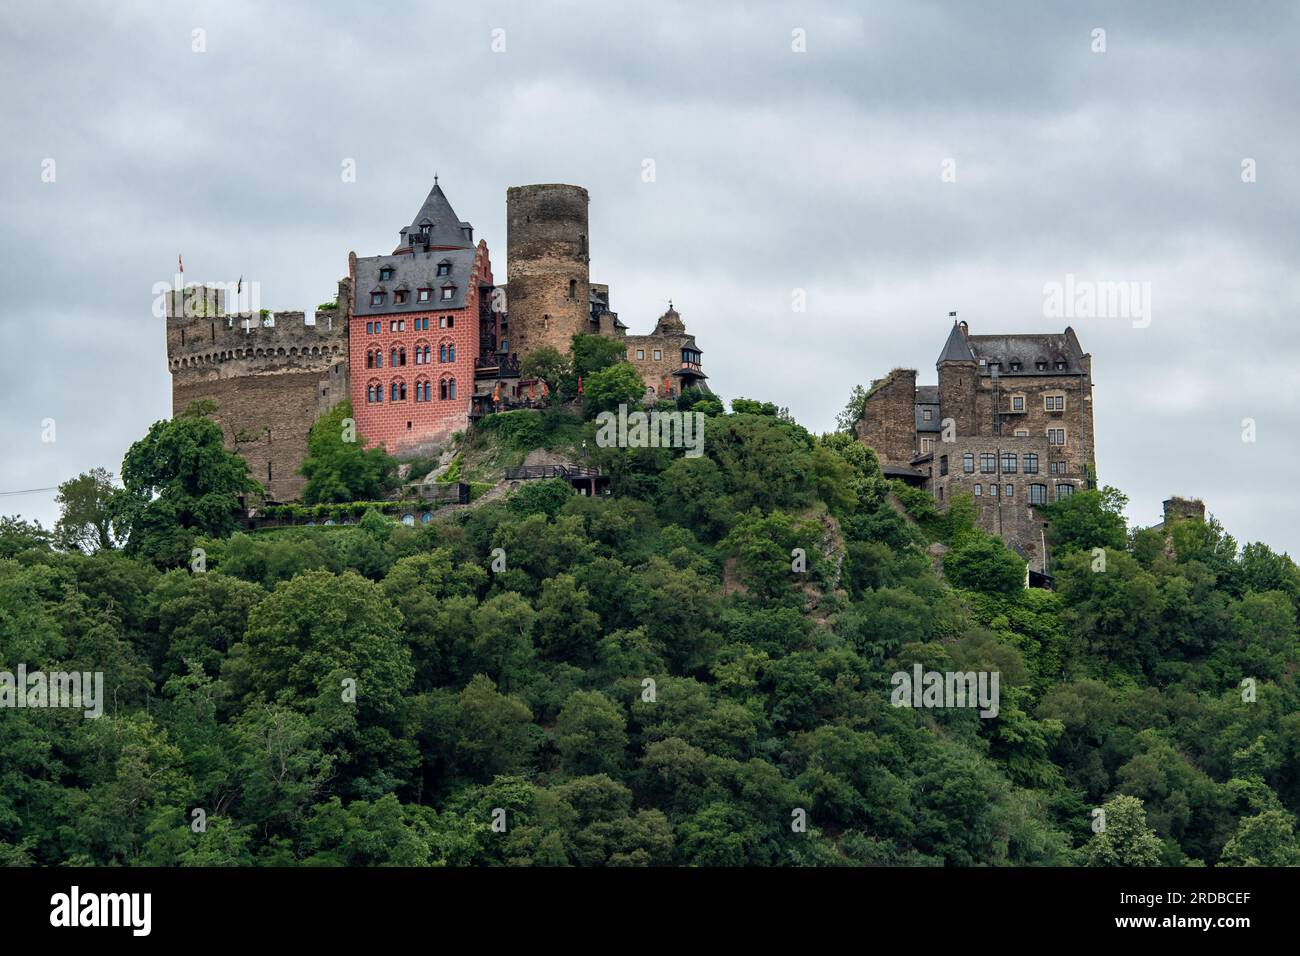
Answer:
xmin=2 ymin=1 xmax=1297 ymax=552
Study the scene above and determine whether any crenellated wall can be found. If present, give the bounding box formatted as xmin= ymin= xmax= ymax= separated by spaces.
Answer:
xmin=165 ymin=281 xmax=351 ymax=501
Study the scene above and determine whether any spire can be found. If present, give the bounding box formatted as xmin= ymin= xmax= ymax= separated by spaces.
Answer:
xmin=937 ymin=319 xmax=974 ymax=364
xmin=399 ymin=179 xmax=474 ymax=250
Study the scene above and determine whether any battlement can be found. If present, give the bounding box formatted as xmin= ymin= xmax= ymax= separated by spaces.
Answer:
xmin=166 ymin=279 xmax=351 ymax=378
xmin=167 ymin=310 xmax=348 ymax=377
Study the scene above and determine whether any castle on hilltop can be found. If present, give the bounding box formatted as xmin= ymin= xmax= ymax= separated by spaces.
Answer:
xmin=165 ymin=180 xmax=710 ymax=500
xmin=856 ymin=320 xmax=1097 ymax=570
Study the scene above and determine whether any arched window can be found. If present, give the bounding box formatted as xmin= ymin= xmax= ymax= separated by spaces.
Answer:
xmin=448 ymin=343 xmax=455 ymax=362
xmin=399 ymin=347 xmax=406 ymax=366
xmin=439 ymin=343 xmax=447 ymax=362
xmin=366 ymin=350 xmax=373 ymax=369
xmin=423 ymin=345 xmax=431 ymax=364
xmin=448 ymin=377 xmax=455 ymax=400
xmin=367 ymin=384 xmax=375 ymax=403
xmin=375 ymin=351 xmax=383 ymax=368
xmin=962 ymin=453 xmax=974 ymax=473
xmin=1023 ymin=453 xmax=1039 ymax=474
xmin=1029 ymin=483 xmax=1047 ymax=505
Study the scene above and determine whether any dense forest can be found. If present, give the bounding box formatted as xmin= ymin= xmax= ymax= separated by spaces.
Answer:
xmin=2 ymin=350 xmax=1298 ymax=866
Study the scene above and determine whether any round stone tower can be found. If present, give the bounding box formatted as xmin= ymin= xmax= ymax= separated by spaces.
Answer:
xmin=506 ymin=184 xmax=590 ymax=358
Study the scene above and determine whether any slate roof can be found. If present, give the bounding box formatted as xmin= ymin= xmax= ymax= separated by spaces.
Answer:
xmin=396 ymin=183 xmax=475 ymax=251
xmin=935 ymin=321 xmax=1087 ymax=376
xmin=937 ymin=322 xmax=975 ymax=363
xmin=353 ymin=246 xmax=478 ymax=316
xmin=915 ymin=385 xmax=939 ymax=403
xmin=354 ymin=182 xmax=481 ymax=317
xmin=967 ymin=332 xmax=1085 ymax=375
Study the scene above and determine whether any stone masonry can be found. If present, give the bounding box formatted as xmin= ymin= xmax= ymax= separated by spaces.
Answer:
xmin=858 ymin=320 xmax=1096 ymax=570
xmin=165 ymin=285 xmax=350 ymax=501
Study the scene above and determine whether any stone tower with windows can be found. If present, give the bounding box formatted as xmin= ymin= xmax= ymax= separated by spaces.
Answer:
xmin=857 ymin=319 xmax=1096 ymax=571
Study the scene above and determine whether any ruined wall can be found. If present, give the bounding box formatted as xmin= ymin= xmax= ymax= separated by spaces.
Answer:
xmin=1163 ymin=496 xmax=1206 ymax=525
xmin=857 ymin=368 xmax=918 ymax=466
xmin=506 ymin=184 xmax=590 ymax=358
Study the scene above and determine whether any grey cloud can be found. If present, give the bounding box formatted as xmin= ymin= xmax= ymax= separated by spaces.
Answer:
xmin=1 ymin=0 xmax=1296 ymax=552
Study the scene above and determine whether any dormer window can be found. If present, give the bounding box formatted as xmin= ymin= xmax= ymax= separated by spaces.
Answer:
xmin=394 ymin=290 xmax=408 ymax=305
xmin=370 ymin=291 xmax=386 ymax=307
xmin=437 ymin=260 xmax=451 ymax=277
xmin=417 ymin=288 xmax=432 ymax=303
xmin=1010 ymin=361 xmax=1022 ymax=371
xmin=1036 ymin=360 xmax=1047 ymax=370
xmin=1055 ymin=360 xmax=1066 ymax=370
xmin=379 ymin=268 xmax=394 ymax=281
xmin=440 ymin=285 xmax=455 ymax=301
xmin=419 ymin=221 xmax=432 ymax=235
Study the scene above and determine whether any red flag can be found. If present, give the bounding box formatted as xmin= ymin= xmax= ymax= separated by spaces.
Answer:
xmin=577 ymin=375 xmax=583 ymax=395
xmin=178 ymin=252 xmax=184 ymax=274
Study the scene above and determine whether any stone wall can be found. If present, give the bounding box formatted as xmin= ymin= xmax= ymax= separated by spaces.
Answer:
xmin=926 ymin=434 xmax=1077 ymax=571
xmin=166 ymin=285 xmax=350 ymax=502
xmin=506 ymin=184 xmax=591 ymax=358
xmin=1163 ymin=496 xmax=1206 ymax=525
xmin=857 ymin=368 xmax=918 ymax=466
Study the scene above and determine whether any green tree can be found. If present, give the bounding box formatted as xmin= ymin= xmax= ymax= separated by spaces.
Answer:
xmin=944 ymin=534 xmax=1026 ymax=596
xmin=299 ymin=399 xmax=398 ymax=504
xmin=1219 ymin=810 xmax=1300 ymax=866
xmin=241 ymin=569 xmax=414 ymax=717
xmin=1043 ymin=486 xmax=1128 ymax=554
xmin=1082 ymin=794 xmax=1164 ymax=866
xmin=54 ymin=467 xmax=119 ymax=552
xmin=583 ymin=362 xmax=645 ymax=417
xmin=554 ymin=690 xmax=628 ymax=776
xmin=520 ymin=346 xmax=571 ymax=402
xmin=453 ymin=675 xmax=541 ymax=780
xmin=834 ymin=384 xmax=869 ymax=434
xmin=571 ymin=333 xmax=627 ymax=380
xmin=114 ymin=402 xmax=259 ymax=565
